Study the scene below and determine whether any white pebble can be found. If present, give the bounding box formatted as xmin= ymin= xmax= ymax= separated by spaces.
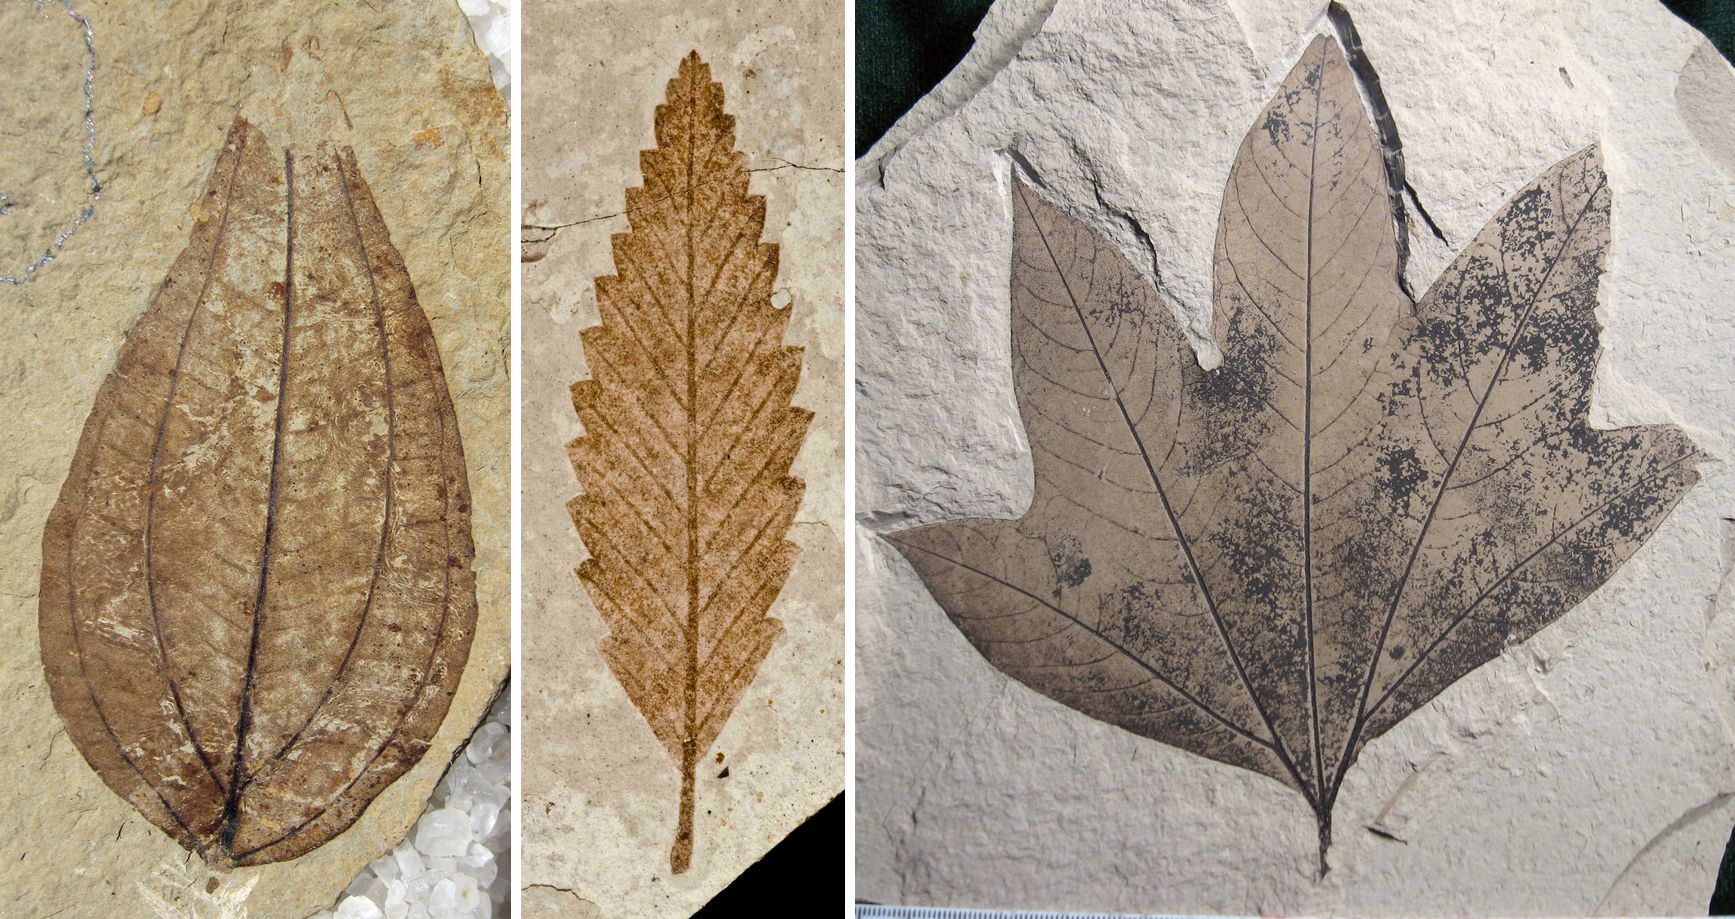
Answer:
xmin=466 ymin=723 xmax=506 ymax=764
xmin=385 ymin=878 xmax=408 ymax=911
xmin=480 ymin=15 xmax=510 ymax=57
xmin=427 ymin=857 xmax=460 ymax=884
xmin=489 ymin=803 xmax=511 ymax=843
xmin=458 ymin=843 xmax=497 ymax=888
xmin=415 ymin=808 xmax=473 ymax=858
xmin=468 ymin=800 xmax=499 ymax=839
xmin=335 ymin=896 xmax=385 ymax=919
xmin=406 ymin=870 xmax=438 ymax=903
xmin=428 ymin=878 xmax=458 ymax=918
xmin=393 ymin=841 xmax=425 ymax=880
xmin=477 ymin=784 xmax=510 ymax=814
xmin=453 ymin=873 xmax=483 ymax=913
xmin=371 ymin=855 xmax=399 ymax=884
xmin=475 ymin=751 xmax=508 ymax=788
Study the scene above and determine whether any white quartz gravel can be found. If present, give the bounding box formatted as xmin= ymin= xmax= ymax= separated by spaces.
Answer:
xmin=304 ymin=684 xmax=512 ymax=919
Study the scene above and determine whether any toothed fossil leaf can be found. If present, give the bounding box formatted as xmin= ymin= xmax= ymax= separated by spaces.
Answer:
xmin=887 ymin=34 xmax=1702 ymax=865
xmin=566 ymin=51 xmax=812 ymax=874
xmin=39 ymin=118 xmax=478 ymax=867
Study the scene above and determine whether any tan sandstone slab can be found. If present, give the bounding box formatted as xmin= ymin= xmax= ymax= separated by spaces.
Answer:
xmin=0 ymin=1 xmax=509 ymax=915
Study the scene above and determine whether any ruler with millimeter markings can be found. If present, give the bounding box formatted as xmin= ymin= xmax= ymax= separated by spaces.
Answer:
xmin=858 ymin=906 xmax=1202 ymax=919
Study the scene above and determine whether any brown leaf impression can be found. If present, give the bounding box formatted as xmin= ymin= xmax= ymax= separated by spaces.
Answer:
xmin=39 ymin=118 xmax=477 ymax=867
xmin=566 ymin=52 xmax=811 ymax=874
xmin=888 ymin=34 xmax=1704 ymax=869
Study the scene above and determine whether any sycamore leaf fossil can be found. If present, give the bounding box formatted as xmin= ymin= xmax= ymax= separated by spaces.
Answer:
xmin=887 ymin=33 xmax=1704 ymax=869
xmin=566 ymin=51 xmax=811 ymax=874
xmin=39 ymin=118 xmax=477 ymax=868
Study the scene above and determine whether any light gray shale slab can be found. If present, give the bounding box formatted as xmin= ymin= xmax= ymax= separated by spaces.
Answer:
xmin=855 ymin=0 xmax=1735 ymax=914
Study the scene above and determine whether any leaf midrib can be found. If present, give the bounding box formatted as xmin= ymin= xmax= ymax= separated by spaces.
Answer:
xmin=1013 ymin=183 xmax=1312 ymax=799
xmin=1300 ymin=41 xmax=1324 ymax=804
xmin=232 ymin=151 xmax=462 ymax=865
xmin=221 ymin=148 xmax=297 ymax=855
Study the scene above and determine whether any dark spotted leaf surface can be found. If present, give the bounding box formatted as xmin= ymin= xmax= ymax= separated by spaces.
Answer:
xmin=886 ymin=34 xmax=1703 ymax=864
xmin=39 ymin=118 xmax=477 ymax=868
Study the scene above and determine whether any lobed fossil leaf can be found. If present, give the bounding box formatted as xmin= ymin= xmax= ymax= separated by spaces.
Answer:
xmin=39 ymin=118 xmax=477 ymax=868
xmin=566 ymin=51 xmax=812 ymax=874
xmin=887 ymin=34 xmax=1703 ymax=869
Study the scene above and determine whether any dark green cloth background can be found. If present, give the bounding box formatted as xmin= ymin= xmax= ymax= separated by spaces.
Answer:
xmin=856 ymin=0 xmax=1735 ymax=910
xmin=856 ymin=0 xmax=995 ymax=155
xmin=1667 ymin=0 xmax=1735 ymax=62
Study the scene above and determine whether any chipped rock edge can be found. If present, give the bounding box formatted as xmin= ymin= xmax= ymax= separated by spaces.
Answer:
xmin=855 ymin=0 xmax=1735 ymax=914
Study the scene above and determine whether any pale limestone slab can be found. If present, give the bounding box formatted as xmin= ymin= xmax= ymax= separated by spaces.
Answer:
xmin=855 ymin=0 xmax=1735 ymax=913
xmin=0 ymin=1 xmax=509 ymax=916
xmin=519 ymin=1 xmax=845 ymax=916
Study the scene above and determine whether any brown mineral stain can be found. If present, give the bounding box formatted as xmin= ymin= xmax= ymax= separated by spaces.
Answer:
xmin=411 ymin=128 xmax=445 ymax=149
xmin=142 ymin=91 xmax=162 ymax=116
xmin=437 ymin=67 xmax=507 ymax=157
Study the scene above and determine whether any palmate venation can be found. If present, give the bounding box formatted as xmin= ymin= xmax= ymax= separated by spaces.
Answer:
xmin=888 ymin=34 xmax=1703 ymax=869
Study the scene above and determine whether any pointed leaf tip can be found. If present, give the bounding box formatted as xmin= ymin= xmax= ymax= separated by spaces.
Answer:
xmin=893 ymin=35 xmax=1700 ymax=865
xmin=568 ymin=52 xmax=809 ymax=874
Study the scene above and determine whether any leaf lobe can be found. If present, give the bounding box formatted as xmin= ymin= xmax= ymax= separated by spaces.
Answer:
xmin=889 ymin=34 xmax=1704 ymax=869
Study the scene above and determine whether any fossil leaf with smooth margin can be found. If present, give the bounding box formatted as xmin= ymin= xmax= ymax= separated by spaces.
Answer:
xmin=886 ymin=34 xmax=1703 ymax=868
xmin=566 ymin=52 xmax=812 ymax=874
xmin=39 ymin=118 xmax=477 ymax=868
